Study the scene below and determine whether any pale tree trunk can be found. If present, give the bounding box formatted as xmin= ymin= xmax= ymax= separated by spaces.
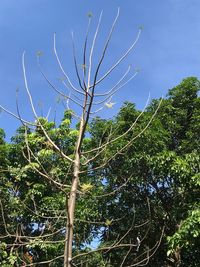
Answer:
xmin=64 ymin=119 xmax=84 ymax=267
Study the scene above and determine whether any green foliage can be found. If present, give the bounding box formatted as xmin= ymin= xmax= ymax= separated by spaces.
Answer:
xmin=88 ymin=77 xmax=200 ymax=266
xmin=0 ymin=77 xmax=200 ymax=266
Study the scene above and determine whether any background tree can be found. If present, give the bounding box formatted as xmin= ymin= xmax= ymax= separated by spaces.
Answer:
xmin=91 ymin=77 xmax=199 ymax=267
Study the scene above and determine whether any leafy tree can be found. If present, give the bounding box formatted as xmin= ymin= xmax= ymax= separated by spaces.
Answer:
xmin=91 ymin=77 xmax=200 ymax=267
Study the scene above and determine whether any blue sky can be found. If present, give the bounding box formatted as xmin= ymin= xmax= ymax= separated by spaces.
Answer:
xmin=1 ymin=0 xmax=200 ymax=140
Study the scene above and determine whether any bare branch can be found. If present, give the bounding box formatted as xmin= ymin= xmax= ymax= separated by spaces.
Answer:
xmin=82 ymin=94 xmax=152 ymax=159
xmin=93 ymin=27 xmax=141 ymax=87
xmin=37 ymin=58 xmax=85 ymax=108
xmin=0 ymin=104 xmax=35 ymax=126
xmin=22 ymin=51 xmax=38 ymax=118
xmin=54 ymin=33 xmax=83 ymax=95
xmin=71 ymin=31 xmax=86 ymax=92
xmin=89 ymin=8 xmax=120 ymax=88
xmin=87 ymin=11 xmax=103 ymax=90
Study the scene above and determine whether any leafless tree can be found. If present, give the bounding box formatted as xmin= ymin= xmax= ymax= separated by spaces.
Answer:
xmin=0 ymin=9 xmax=163 ymax=267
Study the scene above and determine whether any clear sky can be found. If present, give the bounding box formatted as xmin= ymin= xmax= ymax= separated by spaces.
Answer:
xmin=1 ymin=0 xmax=200 ymax=140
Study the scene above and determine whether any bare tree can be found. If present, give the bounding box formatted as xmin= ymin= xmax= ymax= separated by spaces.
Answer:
xmin=0 ymin=9 xmax=163 ymax=267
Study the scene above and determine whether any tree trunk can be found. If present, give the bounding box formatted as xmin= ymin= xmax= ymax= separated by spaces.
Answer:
xmin=64 ymin=118 xmax=84 ymax=267
xmin=64 ymin=155 xmax=80 ymax=267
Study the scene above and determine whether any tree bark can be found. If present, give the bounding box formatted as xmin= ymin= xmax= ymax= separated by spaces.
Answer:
xmin=64 ymin=118 xmax=84 ymax=267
